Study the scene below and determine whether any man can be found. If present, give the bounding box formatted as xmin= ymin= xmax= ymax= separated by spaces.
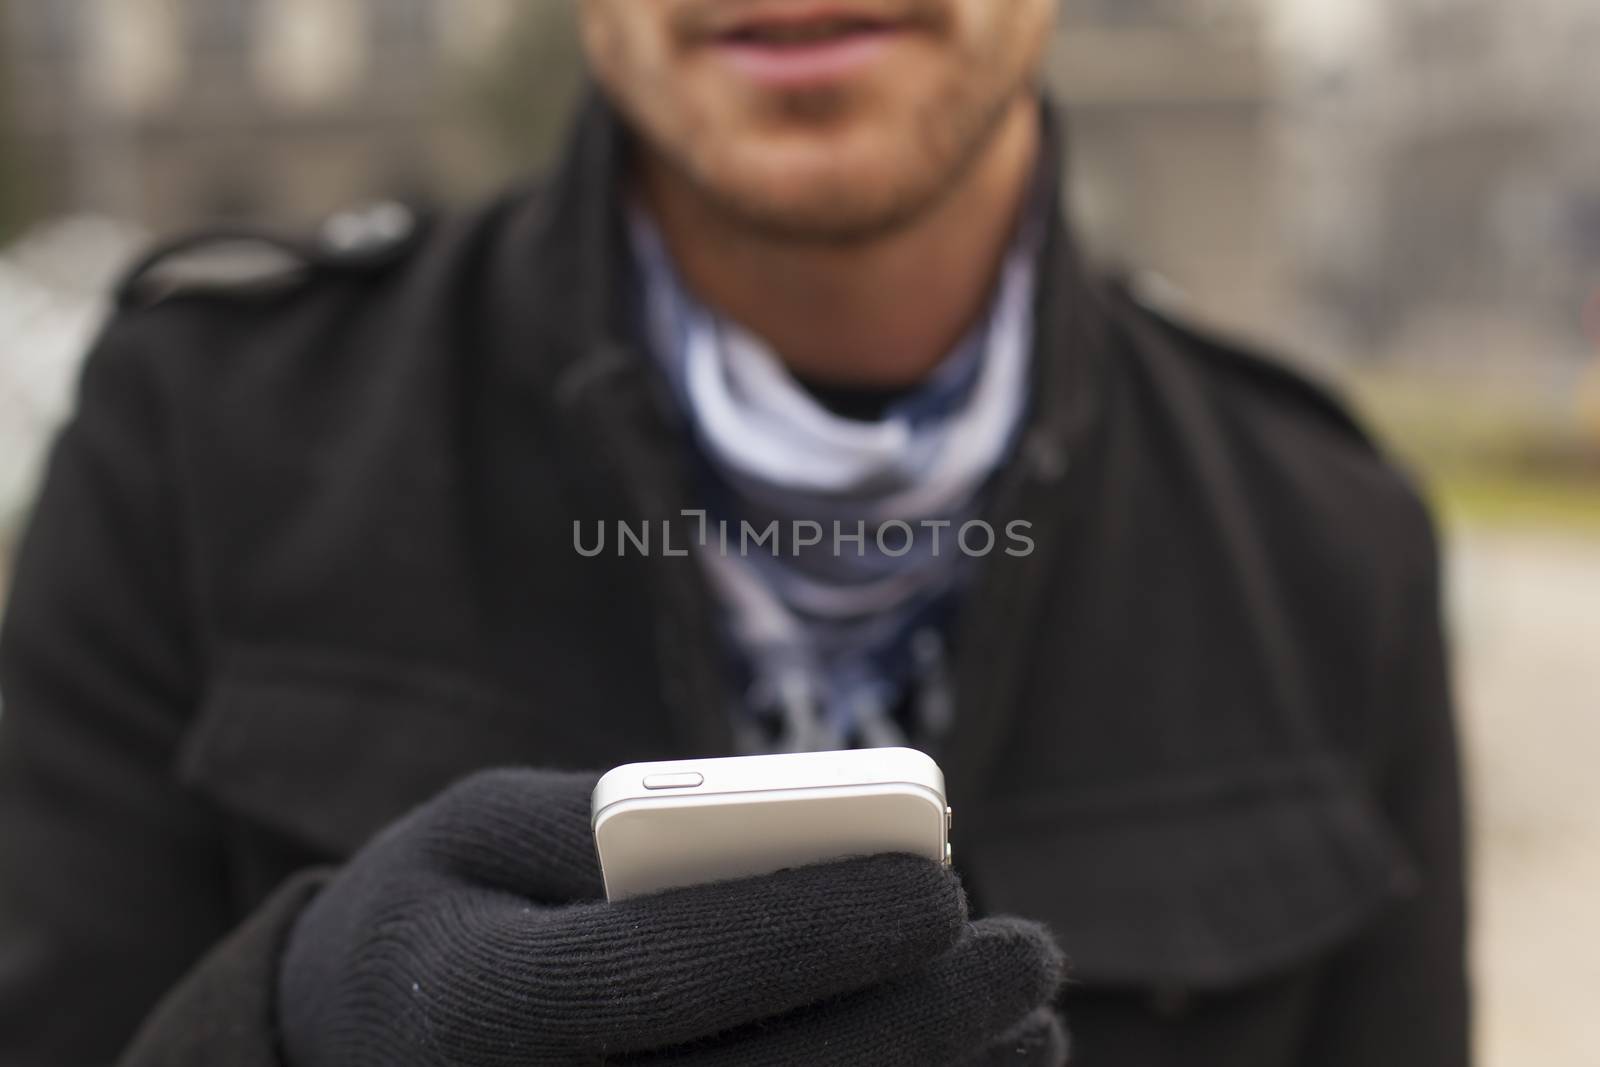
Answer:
xmin=0 ymin=1 xmax=1469 ymax=1064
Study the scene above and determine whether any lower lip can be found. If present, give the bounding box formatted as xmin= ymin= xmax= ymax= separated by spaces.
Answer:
xmin=711 ymin=30 xmax=904 ymax=89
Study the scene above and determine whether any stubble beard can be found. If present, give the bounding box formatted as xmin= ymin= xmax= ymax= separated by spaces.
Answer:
xmin=655 ymin=76 xmax=1033 ymax=248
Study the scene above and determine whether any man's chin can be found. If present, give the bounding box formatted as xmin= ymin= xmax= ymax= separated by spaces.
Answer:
xmin=684 ymin=130 xmax=942 ymax=241
xmin=727 ymin=206 xmax=944 ymax=246
xmin=700 ymin=164 xmax=941 ymax=245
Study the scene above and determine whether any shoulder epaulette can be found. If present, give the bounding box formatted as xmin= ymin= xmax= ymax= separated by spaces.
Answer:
xmin=115 ymin=200 xmax=428 ymax=312
xmin=1116 ymin=272 xmax=1376 ymax=450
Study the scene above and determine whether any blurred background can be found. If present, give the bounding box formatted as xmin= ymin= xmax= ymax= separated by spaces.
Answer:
xmin=0 ymin=1 xmax=1595 ymax=1062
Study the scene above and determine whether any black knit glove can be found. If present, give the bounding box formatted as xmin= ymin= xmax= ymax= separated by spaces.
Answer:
xmin=278 ymin=769 xmax=1066 ymax=1066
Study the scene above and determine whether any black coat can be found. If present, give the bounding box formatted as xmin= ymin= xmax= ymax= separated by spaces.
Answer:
xmin=0 ymin=100 xmax=1469 ymax=1065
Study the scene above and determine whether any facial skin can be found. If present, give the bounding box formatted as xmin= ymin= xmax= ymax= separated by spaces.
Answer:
xmin=580 ymin=0 xmax=1059 ymax=244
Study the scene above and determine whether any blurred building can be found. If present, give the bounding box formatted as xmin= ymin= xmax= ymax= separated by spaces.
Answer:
xmin=4 ymin=0 xmax=519 ymax=229
xmin=1272 ymin=0 xmax=1600 ymax=365
xmin=1051 ymin=0 xmax=1289 ymax=348
xmin=1055 ymin=0 xmax=1600 ymax=368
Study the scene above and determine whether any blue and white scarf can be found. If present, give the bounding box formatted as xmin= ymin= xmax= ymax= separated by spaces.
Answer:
xmin=632 ymin=212 xmax=1040 ymax=753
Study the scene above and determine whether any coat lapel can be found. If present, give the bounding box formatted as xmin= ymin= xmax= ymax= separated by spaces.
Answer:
xmin=940 ymin=108 xmax=1113 ymax=808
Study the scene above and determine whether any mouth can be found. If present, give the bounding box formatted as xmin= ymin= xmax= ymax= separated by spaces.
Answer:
xmin=701 ymin=6 xmax=917 ymax=88
xmin=721 ymin=12 xmax=899 ymax=46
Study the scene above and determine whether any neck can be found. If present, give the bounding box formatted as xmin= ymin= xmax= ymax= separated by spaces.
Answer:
xmin=637 ymin=95 xmax=1043 ymax=389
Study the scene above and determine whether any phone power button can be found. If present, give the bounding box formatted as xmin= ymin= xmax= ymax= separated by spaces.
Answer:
xmin=642 ymin=772 xmax=705 ymax=791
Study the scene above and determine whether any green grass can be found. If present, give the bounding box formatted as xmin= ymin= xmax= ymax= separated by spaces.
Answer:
xmin=1346 ymin=371 xmax=1600 ymax=537
xmin=1423 ymin=471 xmax=1600 ymax=537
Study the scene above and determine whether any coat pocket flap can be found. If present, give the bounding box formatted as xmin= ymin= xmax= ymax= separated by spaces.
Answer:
xmin=179 ymin=647 xmax=558 ymax=858
xmin=962 ymin=757 xmax=1418 ymax=992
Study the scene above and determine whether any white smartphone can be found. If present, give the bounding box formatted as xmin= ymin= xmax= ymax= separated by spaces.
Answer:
xmin=591 ymin=748 xmax=952 ymax=901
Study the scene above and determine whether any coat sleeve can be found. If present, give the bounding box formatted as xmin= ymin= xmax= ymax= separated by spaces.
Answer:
xmin=0 ymin=314 xmax=298 ymax=1065
xmin=1302 ymin=491 xmax=1472 ymax=1065
xmin=118 ymin=871 xmax=328 ymax=1067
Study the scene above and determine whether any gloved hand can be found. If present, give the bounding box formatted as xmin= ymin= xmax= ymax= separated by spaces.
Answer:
xmin=278 ymin=768 xmax=1066 ymax=1066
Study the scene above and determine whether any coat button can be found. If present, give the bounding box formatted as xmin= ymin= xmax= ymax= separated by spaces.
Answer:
xmin=1024 ymin=428 xmax=1070 ymax=483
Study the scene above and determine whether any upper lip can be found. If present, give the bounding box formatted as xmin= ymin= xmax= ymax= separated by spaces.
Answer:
xmin=703 ymin=3 xmax=911 ymax=42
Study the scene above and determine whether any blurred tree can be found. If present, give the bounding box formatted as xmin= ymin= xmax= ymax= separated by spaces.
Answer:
xmin=458 ymin=2 xmax=587 ymax=176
